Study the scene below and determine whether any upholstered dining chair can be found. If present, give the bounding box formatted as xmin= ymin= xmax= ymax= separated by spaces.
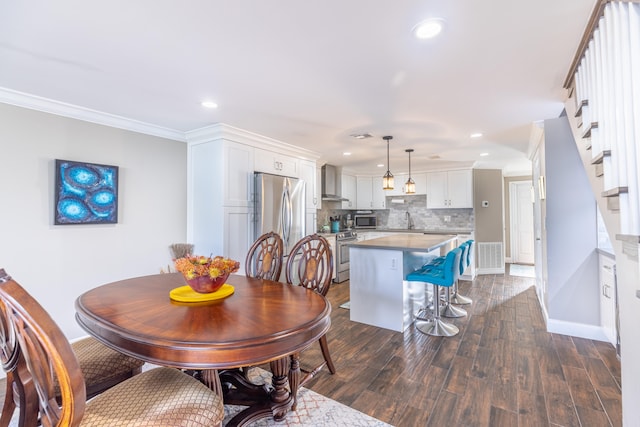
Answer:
xmin=0 ymin=269 xmax=224 ymax=427
xmin=245 ymin=231 xmax=284 ymax=281
xmin=285 ymin=234 xmax=336 ymax=386
xmin=1 ymin=269 xmax=147 ymax=427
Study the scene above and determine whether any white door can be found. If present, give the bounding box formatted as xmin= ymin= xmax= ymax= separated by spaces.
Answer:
xmin=510 ymin=181 xmax=535 ymax=264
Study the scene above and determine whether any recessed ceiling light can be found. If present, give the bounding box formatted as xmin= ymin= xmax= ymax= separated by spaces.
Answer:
xmin=201 ymin=101 xmax=218 ymax=109
xmin=480 ymin=152 xmax=489 ymax=157
xmin=351 ymin=133 xmax=373 ymax=139
xmin=343 ymin=152 xmax=352 ymax=156
xmin=413 ymin=18 xmax=445 ymax=40
xmin=470 ymin=132 xmax=483 ymax=138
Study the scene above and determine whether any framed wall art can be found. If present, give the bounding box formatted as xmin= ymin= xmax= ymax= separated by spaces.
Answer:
xmin=54 ymin=159 xmax=119 ymax=225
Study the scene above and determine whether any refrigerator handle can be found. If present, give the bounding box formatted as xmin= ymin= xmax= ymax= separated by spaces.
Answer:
xmin=281 ymin=187 xmax=290 ymax=243
xmin=284 ymin=186 xmax=293 ymax=244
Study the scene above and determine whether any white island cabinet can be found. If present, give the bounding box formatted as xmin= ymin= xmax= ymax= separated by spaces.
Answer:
xmin=349 ymin=234 xmax=457 ymax=332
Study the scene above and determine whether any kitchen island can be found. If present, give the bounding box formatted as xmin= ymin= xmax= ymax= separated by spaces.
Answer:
xmin=348 ymin=233 xmax=458 ymax=332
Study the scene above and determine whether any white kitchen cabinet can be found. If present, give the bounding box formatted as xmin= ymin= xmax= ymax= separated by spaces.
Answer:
xmin=341 ymin=174 xmax=356 ymax=209
xmin=356 ymin=176 xmax=387 ymax=209
xmin=372 ymin=177 xmax=387 ymax=209
xmin=356 ymin=176 xmax=373 ymax=209
xmin=189 ymin=140 xmax=254 ymax=267
xmin=223 ymin=142 xmax=254 ymax=207
xmin=426 ymin=169 xmax=473 ymax=209
xmin=299 ymin=159 xmax=318 ymax=210
xmin=254 ymin=147 xmax=299 ymax=178
xmin=305 ymin=210 xmax=318 ymax=235
xmin=189 ymin=139 xmax=253 ymax=209
xmin=414 ymin=173 xmax=427 ymax=195
xmin=599 ymin=253 xmax=617 ymax=346
xmin=223 ymin=206 xmax=253 ymax=274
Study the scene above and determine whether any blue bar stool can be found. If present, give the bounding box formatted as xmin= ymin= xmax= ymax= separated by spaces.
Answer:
xmin=406 ymin=248 xmax=462 ymax=337
xmin=450 ymin=241 xmax=473 ymax=305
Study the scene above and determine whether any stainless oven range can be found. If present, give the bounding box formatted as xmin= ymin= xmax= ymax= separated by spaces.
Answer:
xmin=334 ymin=230 xmax=357 ymax=283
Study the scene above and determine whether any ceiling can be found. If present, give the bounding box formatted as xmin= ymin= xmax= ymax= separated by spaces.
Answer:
xmin=0 ymin=1 xmax=595 ymax=176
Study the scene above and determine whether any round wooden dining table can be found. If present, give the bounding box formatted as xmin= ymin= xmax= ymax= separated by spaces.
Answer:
xmin=75 ymin=272 xmax=332 ymax=427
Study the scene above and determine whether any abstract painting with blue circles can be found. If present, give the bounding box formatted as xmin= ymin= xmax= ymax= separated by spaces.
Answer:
xmin=54 ymin=159 xmax=119 ymax=225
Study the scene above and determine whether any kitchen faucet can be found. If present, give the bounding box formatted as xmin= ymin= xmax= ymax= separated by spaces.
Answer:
xmin=406 ymin=211 xmax=415 ymax=230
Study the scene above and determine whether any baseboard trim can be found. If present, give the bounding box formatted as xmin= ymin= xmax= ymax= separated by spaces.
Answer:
xmin=477 ymin=267 xmax=505 ymax=275
xmin=546 ymin=318 xmax=609 ymax=342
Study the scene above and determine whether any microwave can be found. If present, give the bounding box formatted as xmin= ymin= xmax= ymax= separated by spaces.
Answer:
xmin=354 ymin=214 xmax=377 ymax=229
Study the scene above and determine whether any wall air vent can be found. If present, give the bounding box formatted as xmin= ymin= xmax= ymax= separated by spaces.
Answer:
xmin=477 ymin=242 xmax=504 ymax=274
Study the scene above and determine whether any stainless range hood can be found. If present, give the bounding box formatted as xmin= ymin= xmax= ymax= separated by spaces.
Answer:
xmin=321 ymin=164 xmax=349 ymax=202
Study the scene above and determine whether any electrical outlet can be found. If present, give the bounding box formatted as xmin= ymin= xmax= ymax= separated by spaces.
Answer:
xmin=390 ymin=258 xmax=397 ymax=270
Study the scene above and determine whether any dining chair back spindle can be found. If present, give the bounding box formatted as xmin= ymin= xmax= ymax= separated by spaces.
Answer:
xmin=0 ymin=269 xmax=224 ymax=427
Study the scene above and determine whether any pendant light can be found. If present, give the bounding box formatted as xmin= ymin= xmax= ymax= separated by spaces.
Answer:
xmin=404 ymin=149 xmax=416 ymax=194
xmin=382 ymin=135 xmax=394 ymax=190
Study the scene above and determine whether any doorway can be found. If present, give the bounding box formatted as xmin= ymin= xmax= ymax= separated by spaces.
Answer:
xmin=509 ymin=180 xmax=535 ymax=264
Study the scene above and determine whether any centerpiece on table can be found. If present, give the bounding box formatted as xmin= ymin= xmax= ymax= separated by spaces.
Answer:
xmin=174 ymin=255 xmax=240 ymax=294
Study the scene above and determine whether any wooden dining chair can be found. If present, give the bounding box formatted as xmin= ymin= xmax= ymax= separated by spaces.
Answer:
xmin=285 ymin=234 xmax=336 ymax=386
xmin=245 ymin=231 xmax=284 ymax=281
xmin=0 ymin=269 xmax=224 ymax=427
xmin=0 ymin=269 xmax=147 ymax=427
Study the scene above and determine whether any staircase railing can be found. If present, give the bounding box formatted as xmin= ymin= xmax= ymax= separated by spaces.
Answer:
xmin=563 ymin=0 xmax=640 ymax=239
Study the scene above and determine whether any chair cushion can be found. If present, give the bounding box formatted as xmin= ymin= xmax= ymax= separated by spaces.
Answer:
xmin=81 ymin=367 xmax=224 ymax=426
xmin=407 ymin=266 xmax=449 ymax=286
xmin=72 ymin=337 xmax=145 ymax=387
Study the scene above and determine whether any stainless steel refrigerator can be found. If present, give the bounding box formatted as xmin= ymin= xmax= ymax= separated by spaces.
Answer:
xmin=254 ymin=172 xmax=306 ymax=267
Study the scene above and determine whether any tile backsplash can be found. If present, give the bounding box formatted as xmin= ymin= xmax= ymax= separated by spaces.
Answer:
xmin=316 ymin=195 xmax=474 ymax=231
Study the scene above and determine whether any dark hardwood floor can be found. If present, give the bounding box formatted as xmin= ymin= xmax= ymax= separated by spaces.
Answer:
xmin=0 ymin=266 xmax=621 ymax=426
xmin=300 ymin=265 xmax=622 ymax=427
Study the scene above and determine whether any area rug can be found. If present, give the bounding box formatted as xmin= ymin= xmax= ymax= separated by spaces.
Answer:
xmin=509 ymin=264 xmax=535 ymax=278
xmin=223 ymin=367 xmax=392 ymax=426
xmin=339 ymin=301 xmax=350 ymax=309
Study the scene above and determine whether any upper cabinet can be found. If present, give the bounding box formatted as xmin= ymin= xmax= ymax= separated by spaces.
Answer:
xmin=426 ymin=169 xmax=473 ymax=209
xmin=341 ymin=174 xmax=356 ymax=209
xmin=356 ymin=176 xmax=386 ymax=209
xmin=299 ymin=159 xmax=318 ymax=210
xmin=223 ymin=142 xmax=255 ymax=207
xmin=386 ymin=172 xmax=427 ymax=196
xmin=254 ymin=147 xmax=299 ymax=177
xmin=372 ymin=177 xmax=386 ymax=209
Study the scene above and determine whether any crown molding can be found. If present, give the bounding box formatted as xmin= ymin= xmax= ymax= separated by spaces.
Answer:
xmin=0 ymin=87 xmax=321 ymax=160
xmin=0 ymin=87 xmax=186 ymax=142
xmin=185 ymin=123 xmax=320 ymax=160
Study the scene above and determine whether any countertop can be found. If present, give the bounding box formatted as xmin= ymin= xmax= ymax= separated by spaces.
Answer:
xmin=373 ymin=228 xmax=473 ymax=234
xmin=317 ymin=228 xmax=473 ymax=235
xmin=348 ymin=233 xmax=457 ymax=252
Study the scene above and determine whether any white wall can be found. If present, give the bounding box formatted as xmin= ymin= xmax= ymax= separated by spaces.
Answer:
xmin=544 ymin=117 xmax=600 ymax=329
xmin=0 ymin=103 xmax=187 ymax=339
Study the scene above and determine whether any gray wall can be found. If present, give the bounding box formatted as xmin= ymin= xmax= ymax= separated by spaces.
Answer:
xmin=0 ymin=103 xmax=188 ymax=339
xmin=473 ymin=169 xmax=504 ymax=243
xmin=544 ymin=116 xmax=599 ymax=324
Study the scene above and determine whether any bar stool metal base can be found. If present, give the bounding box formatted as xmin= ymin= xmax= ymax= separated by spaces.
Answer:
xmin=442 ymin=303 xmax=467 ymax=318
xmin=415 ymin=318 xmax=459 ymax=337
xmin=451 ymin=292 xmax=472 ymax=305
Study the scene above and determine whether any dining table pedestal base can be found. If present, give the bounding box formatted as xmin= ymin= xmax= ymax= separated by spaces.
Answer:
xmin=219 ymin=355 xmax=301 ymax=427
